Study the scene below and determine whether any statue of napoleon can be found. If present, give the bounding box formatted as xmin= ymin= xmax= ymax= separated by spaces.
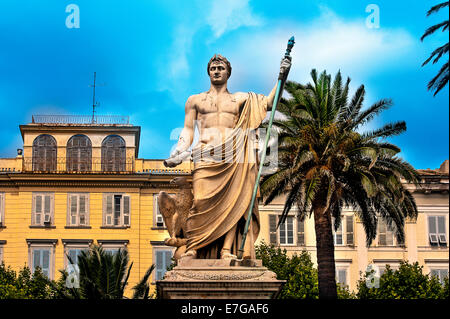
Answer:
xmin=163 ymin=54 xmax=291 ymax=260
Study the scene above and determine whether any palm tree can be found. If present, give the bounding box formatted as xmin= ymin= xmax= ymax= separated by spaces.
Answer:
xmin=260 ymin=70 xmax=419 ymax=299
xmin=421 ymin=1 xmax=449 ymax=96
xmin=57 ymin=244 xmax=154 ymax=299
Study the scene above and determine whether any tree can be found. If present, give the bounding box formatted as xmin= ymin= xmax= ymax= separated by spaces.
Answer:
xmin=255 ymin=242 xmax=354 ymax=299
xmin=357 ymin=261 xmax=449 ymax=299
xmin=421 ymin=1 xmax=449 ymax=95
xmin=55 ymin=244 xmax=154 ymax=299
xmin=260 ymin=70 xmax=419 ymax=299
xmin=0 ymin=263 xmax=58 ymax=299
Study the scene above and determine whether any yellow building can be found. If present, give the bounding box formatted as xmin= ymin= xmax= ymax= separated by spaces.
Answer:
xmin=256 ymin=160 xmax=449 ymax=292
xmin=0 ymin=115 xmax=191 ymax=295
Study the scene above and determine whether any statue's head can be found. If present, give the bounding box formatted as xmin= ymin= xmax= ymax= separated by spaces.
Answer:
xmin=207 ymin=54 xmax=232 ymax=84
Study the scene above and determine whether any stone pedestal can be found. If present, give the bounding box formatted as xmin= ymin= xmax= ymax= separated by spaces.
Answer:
xmin=156 ymin=259 xmax=285 ymax=299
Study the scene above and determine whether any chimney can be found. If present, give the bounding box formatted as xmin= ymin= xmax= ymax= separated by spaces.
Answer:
xmin=438 ymin=160 xmax=449 ymax=173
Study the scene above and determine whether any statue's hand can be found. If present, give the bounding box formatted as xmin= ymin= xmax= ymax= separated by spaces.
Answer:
xmin=279 ymin=57 xmax=292 ymax=80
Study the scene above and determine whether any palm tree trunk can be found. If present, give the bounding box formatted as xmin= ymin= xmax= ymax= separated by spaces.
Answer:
xmin=313 ymin=198 xmax=337 ymax=299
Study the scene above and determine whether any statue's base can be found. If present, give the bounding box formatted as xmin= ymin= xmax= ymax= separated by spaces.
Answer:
xmin=156 ymin=259 xmax=285 ymax=299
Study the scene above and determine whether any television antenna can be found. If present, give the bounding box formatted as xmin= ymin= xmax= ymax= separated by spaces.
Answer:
xmin=88 ymin=72 xmax=106 ymax=123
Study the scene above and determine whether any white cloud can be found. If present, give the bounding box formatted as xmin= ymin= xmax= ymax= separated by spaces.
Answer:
xmin=228 ymin=7 xmax=416 ymax=89
xmin=207 ymin=0 xmax=263 ymax=38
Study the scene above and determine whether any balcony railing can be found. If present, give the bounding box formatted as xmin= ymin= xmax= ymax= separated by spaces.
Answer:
xmin=23 ymin=157 xmax=135 ymax=173
xmin=31 ymin=115 xmax=130 ymax=125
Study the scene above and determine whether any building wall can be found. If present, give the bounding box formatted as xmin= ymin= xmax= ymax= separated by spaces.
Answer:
xmin=255 ymin=175 xmax=449 ymax=292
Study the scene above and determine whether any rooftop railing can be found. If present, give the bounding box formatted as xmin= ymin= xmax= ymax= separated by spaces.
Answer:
xmin=23 ymin=157 xmax=135 ymax=173
xmin=31 ymin=115 xmax=130 ymax=125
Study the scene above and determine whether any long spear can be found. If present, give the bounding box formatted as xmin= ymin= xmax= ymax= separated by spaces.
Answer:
xmin=237 ymin=36 xmax=295 ymax=260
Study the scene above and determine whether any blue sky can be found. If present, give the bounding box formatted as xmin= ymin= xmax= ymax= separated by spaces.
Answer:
xmin=0 ymin=0 xmax=448 ymax=169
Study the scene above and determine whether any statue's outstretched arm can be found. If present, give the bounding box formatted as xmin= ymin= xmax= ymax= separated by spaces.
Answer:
xmin=164 ymin=96 xmax=197 ymax=167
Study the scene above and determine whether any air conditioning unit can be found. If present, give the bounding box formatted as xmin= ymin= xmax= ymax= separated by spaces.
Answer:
xmin=156 ymin=215 xmax=164 ymax=227
xmin=44 ymin=214 xmax=51 ymax=225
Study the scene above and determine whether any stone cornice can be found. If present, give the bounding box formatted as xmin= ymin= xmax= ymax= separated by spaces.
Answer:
xmin=0 ymin=173 xmax=192 ymax=189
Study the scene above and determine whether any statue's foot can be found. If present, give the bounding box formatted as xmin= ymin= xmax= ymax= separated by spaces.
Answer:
xmin=221 ymin=250 xmax=237 ymax=260
xmin=180 ymin=249 xmax=197 ymax=261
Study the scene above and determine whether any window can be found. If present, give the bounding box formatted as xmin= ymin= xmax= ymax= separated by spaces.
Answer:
xmin=62 ymin=240 xmax=92 ymax=267
xmin=428 ymin=216 xmax=447 ymax=246
xmin=32 ymin=134 xmax=57 ymax=172
xmin=336 ymin=268 xmax=348 ymax=286
xmin=153 ymin=194 xmax=165 ymax=227
xmin=269 ymin=214 xmax=304 ymax=246
xmin=67 ymin=194 xmax=89 ymax=226
xmin=103 ymin=194 xmax=130 ymax=227
xmin=0 ymin=241 xmax=5 ymax=263
xmin=297 ymin=216 xmax=305 ymax=246
xmin=153 ymin=193 xmax=176 ymax=228
xmin=67 ymin=134 xmax=92 ymax=172
xmin=378 ymin=219 xmax=395 ymax=246
xmin=0 ymin=192 xmax=4 ymax=226
xmin=101 ymin=135 xmax=126 ymax=172
xmin=333 ymin=215 xmax=354 ymax=246
xmin=154 ymin=249 xmax=173 ymax=281
xmin=279 ymin=216 xmax=294 ymax=245
xmin=32 ymin=193 xmax=54 ymax=226
xmin=30 ymin=246 xmax=53 ymax=279
xmin=97 ymin=240 xmax=129 ymax=256
xmin=430 ymin=269 xmax=449 ymax=285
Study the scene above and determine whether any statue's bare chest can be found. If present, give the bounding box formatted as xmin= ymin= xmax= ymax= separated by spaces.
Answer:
xmin=196 ymin=93 xmax=241 ymax=115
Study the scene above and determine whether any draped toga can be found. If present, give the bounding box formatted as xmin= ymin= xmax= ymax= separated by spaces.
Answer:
xmin=185 ymin=92 xmax=268 ymax=259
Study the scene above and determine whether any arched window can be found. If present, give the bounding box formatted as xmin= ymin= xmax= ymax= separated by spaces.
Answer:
xmin=101 ymin=135 xmax=126 ymax=172
xmin=32 ymin=134 xmax=57 ymax=172
xmin=67 ymin=134 xmax=92 ymax=172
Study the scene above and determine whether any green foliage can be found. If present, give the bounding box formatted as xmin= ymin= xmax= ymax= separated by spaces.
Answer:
xmin=0 ymin=263 xmax=58 ymax=299
xmin=255 ymin=242 xmax=355 ymax=299
xmin=261 ymin=70 xmax=418 ymax=298
xmin=421 ymin=1 xmax=449 ymax=96
xmin=55 ymin=244 xmax=154 ymax=299
xmin=356 ymin=261 xmax=449 ymax=299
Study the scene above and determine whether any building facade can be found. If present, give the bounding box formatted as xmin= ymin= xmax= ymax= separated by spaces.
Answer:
xmin=256 ymin=160 xmax=449 ymax=292
xmin=0 ymin=115 xmax=448 ymax=295
xmin=0 ymin=115 xmax=191 ymax=296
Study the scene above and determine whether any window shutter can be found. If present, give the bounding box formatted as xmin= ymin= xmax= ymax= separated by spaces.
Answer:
xmin=279 ymin=217 xmax=287 ymax=245
xmin=346 ymin=215 xmax=354 ymax=245
xmin=114 ymin=195 xmax=121 ymax=226
xmin=164 ymin=251 xmax=172 ymax=272
xmin=335 ymin=220 xmax=343 ymax=245
xmin=154 ymin=195 xmax=164 ymax=227
xmin=269 ymin=214 xmax=277 ymax=245
xmin=79 ymin=195 xmax=86 ymax=225
xmin=70 ymin=195 xmax=78 ymax=225
xmin=437 ymin=216 xmax=447 ymax=244
xmin=35 ymin=195 xmax=42 ymax=225
xmin=337 ymin=269 xmax=347 ymax=285
xmin=156 ymin=251 xmax=164 ymax=280
xmin=428 ymin=216 xmax=438 ymax=244
xmin=286 ymin=217 xmax=294 ymax=244
xmin=105 ymin=194 xmax=113 ymax=226
xmin=297 ymin=216 xmax=305 ymax=246
xmin=123 ymin=195 xmax=130 ymax=226
xmin=378 ymin=220 xmax=387 ymax=246
xmin=44 ymin=195 xmax=51 ymax=223
xmin=33 ymin=249 xmax=41 ymax=271
xmin=42 ymin=250 xmax=50 ymax=278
